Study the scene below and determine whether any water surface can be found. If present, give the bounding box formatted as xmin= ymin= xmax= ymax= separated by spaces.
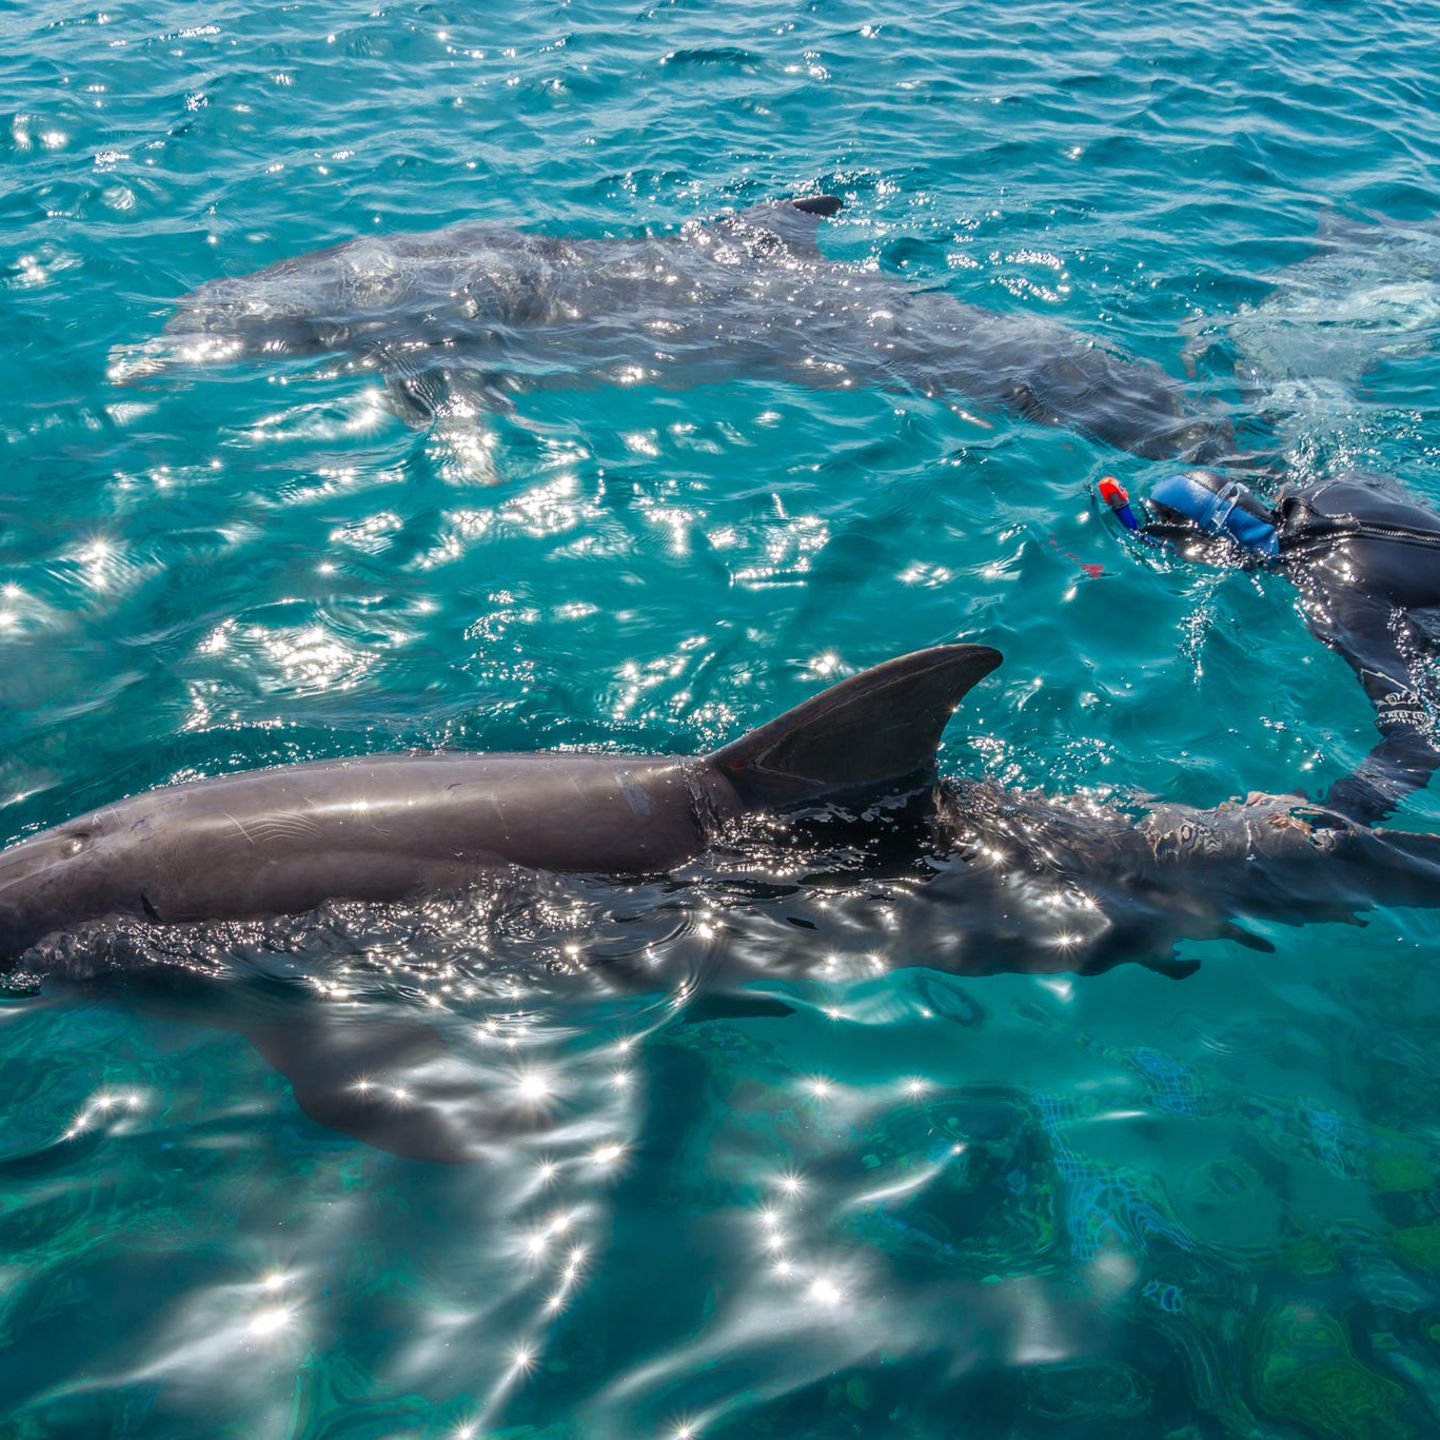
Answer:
xmin=4 ymin=1 xmax=1440 ymax=1435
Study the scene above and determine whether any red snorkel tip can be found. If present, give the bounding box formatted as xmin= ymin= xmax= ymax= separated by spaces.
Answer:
xmin=1098 ymin=476 xmax=1143 ymax=533
xmin=1098 ymin=476 xmax=1128 ymax=507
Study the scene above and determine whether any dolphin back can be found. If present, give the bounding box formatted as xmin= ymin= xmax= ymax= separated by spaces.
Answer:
xmin=709 ymin=644 xmax=1002 ymax=811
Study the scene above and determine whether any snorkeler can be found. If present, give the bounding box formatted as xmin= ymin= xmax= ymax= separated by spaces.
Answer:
xmin=1101 ymin=470 xmax=1440 ymax=826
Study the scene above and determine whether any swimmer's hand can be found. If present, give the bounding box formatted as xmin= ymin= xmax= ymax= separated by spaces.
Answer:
xmin=1215 ymin=789 xmax=1309 ymax=811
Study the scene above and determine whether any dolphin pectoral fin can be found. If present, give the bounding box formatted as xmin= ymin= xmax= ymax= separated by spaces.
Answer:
xmin=382 ymin=366 xmax=517 ymax=484
xmin=1129 ymin=920 xmax=1270 ymax=977
xmin=1216 ymin=921 xmax=1276 ymax=954
xmin=677 ymin=992 xmax=797 ymax=1025
xmin=383 ymin=367 xmax=519 ymax=428
xmin=1138 ymin=952 xmax=1203 ymax=981
xmin=709 ymin=643 xmax=1002 ymax=811
xmin=383 ymin=371 xmax=449 ymax=428
xmin=54 ymin=972 xmax=513 ymax=1164
xmin=245 ymin=1012 xmax=495 ymax=1164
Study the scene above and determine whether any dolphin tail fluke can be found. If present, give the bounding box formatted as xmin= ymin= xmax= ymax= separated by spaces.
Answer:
xmin=710 ymin=644 xmax=1001 ymax=811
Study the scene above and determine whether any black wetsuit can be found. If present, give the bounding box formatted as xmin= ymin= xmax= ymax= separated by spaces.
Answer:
xmin=1268 ymin=479 xmax=1440 ymax=825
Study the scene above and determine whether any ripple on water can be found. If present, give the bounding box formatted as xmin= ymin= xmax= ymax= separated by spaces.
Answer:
xmin=4 ymin=0 xmax=1440 ymax=1434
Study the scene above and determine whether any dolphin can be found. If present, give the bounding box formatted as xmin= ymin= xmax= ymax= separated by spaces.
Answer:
xmin=7 ymin=644 xmax=1439 ymax=1160
xmin=112 ymin=197 xmax=1235 ymax=466
xmin=1190 ymin=215 xmax=1440 ymax=426
xmin=0 ymin=645 xmax=1002 ymax=963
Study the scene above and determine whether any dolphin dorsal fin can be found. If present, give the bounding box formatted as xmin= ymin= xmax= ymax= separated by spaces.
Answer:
xmin=709 ymin=644 xmax=1002 ymax=810
xmin=720 ymin=195 xmax=844 ymax=256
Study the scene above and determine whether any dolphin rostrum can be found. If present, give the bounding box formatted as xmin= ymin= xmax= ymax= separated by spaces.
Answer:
xmin=8 ymin=645 xmax=1440 ymax=1161
xmin=113 ymin=197 xmax=1235 ymax=466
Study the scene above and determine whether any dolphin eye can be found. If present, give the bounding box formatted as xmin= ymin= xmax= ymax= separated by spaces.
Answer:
xmin=60 ymin=832 xmax=91 ymax=857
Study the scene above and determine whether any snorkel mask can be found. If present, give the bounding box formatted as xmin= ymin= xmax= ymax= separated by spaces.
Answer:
xmin=1101 ymin=472 xmax=1280 ymax=560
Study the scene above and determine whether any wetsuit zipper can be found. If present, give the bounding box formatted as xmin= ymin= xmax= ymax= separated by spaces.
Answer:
xmin=1279 ymin=518 xmax=1440 ymax=556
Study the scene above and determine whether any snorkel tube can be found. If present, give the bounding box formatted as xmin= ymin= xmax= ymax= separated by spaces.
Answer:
xmin=1100 ymin=472 xmax=1281 ymax=560
xmin=1099 ymin=476 xmax=1169 ymax=550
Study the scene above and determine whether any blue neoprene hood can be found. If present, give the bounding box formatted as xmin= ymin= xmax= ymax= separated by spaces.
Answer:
xmin=1149 ymin=473 xmax=1279 ymax=558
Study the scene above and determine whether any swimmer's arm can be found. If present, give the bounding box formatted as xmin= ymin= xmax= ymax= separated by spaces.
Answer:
xmin=1306 ymin=593 xmax=1440 ymax=825
xmin=1325 ymin=728 xmax=1440 ymax=827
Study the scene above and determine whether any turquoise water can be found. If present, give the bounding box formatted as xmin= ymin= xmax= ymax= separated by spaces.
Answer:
xmin=5 ymin=0 xmax=1440 ymax=1434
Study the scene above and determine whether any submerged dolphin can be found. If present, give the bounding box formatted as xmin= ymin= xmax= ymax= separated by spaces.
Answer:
xmin=113 ymin=198 xmax=1234 ymax=465
xmin=7 ymin=644 xmax=1439 ymax=1159
xmin=1192 ymin=215 xmax=1440 ymax=425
